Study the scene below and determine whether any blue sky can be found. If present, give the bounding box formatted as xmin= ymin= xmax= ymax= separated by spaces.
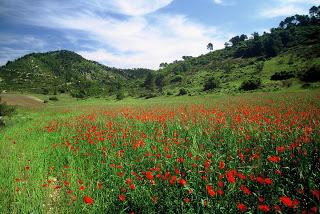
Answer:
xmin=0 ymin=0 xmax=319 ymax=69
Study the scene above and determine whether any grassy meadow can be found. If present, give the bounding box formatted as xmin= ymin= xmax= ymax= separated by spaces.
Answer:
xmin=0 ymin=90 xmax=319 ymax=213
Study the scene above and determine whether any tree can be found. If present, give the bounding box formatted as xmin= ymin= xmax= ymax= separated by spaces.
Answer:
xmin=229 ymin=36 xmax=241 ymax=46
xmin=159 ymin=62 xmax=168 ymax=68
xmin=251 ymin=32 xmax=259 ymax=40
xmin=224 ymin=42 xmax=231 ymax=48
xmin=207 ymin=43 xmax=213 ymax=51
xmin=239 ymin=34 xmax=248 ymax=41
xmin=203 ymin=77 xmax=219 ymax=91
xmin=155 ymin=74 xmax=165 ymax=92
xmin=309 ymin=6 xmax=318 ymax=17
xmin=144 ymin=73 xmax=155 ymax=91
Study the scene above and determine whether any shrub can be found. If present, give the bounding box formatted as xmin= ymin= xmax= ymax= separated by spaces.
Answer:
xmin=271 ymin=71 xmax=295 ymax=80
xmin=300 ymin=65 xmax=320 ymax=82
xmin=240 ymin=78 xmax=261 ymax=91
xmin=41 ymin=88 xmax=49 ymax=95
xmin=171 ymin=75 xmax=183 ymax=83
xmin=0 ymin=97 xmax=16 ymax=127
xmin=203 ymin=77 xmax=219 ymax=91
xmin=116 ymin=91 xmax=125 ymax=100
xmin=178 ymin=88 xmax=188 ymax=96
xmin=49 ymin=96 xmax=58 ymax=101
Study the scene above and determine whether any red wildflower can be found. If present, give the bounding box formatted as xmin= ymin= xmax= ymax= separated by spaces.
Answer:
xmin=256 ymin=176 xmax=265 ymax=184
xmin=79 ymin=185 xmax=85 ymax=191
xmin=226 ymin=170 xmax=236 ymax=183
xmin=219 ymin=161 xmax=225 ymax=169
xmin=169 ymin=175 xmax=177 ymax=185
xmin=178 ymin=178 xmax=187 ymax=186
xmin=83 ymin=196 xmax=94 ymax=205
xmin=264 ymin=178 xmax=273 ymax=185
xmin=206 ymin=185 xmax=216 ymax=197
xmin=268 ymin=156 xmax=281 ymax=163
xmin=177 ymin=157 xmax=185 ymax=163
xmin=240 ymin=185 xmax=251 ymax=195
xmin=310 ymin=189 xmax=319 ymax=201
xmin=146 ymin=171 xmax=154 ymax=180
xmin=237 ymin=203 xmax=247 ymax=212
xmin=129 ymin=184 xmax=136 ymax=190
xmin=258 ymin=204 xmax=270 ymax=212
xmin=25 ymin=166 xmax=30 ymax=171
xmin=279 ymin=196 xmax=299 ymax=208
xmin=119 ymin=194 xmax=126 ymax=201
xmin=276 ymin=146 xmax=285 ymax=153
xmin=183 ymin=198 xmax=190 ymax=203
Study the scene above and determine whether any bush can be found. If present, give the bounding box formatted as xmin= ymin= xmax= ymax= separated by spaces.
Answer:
xmin=116 ymin=91 xmax=125 ymax=100
xmin=171 ymin=75 xmax=183 ymax=83
xmin=240 ymin=78 xmax=261 ymax=91
xmin=178 ymin=88 xmax=188 ymax=96
xmin=49 ymin=96 xmax=58 ymax=101
xmin=271 ymin=71 xmax=295 ymax=80
xmin=203 ymin=77 xmax=219 ymax=91
xmin=41 ymin=88 xmax=49 ymax=95
xmin=0 ymin=97 xmax=16 ymax=127
xmin=300 ymin=65 xmax=320 ymax=82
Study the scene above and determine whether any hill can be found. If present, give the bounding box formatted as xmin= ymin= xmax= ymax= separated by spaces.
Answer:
xmin=0 ymin=6 xmax=320 ymax=99
xmin=0 ymin=50 xmax=152 ymax=98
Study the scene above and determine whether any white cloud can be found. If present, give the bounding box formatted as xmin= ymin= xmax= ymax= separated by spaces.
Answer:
xmin=0 ymin=33 xmax=47 ymax=49
xmin=0 ymin=0 xmax=229 ymax=69
xmin=260 ymin=0 xmax=320 ymax=18
xmin=70 ymin=14 xmax=227 ymax=68
xmin=213 ymin=0 xmax=223 ymax=4
xmin=260 ymin=5 xmax=305 ymax=18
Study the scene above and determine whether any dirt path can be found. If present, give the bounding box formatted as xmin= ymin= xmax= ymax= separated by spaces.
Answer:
xmin=0 ymin=93 xmax=44 ymax=107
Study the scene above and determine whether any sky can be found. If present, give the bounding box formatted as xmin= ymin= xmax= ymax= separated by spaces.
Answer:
xmin=0 ymin=0 xmax=319 ymax=69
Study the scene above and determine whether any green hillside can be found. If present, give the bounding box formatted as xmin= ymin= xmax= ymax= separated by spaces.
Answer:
xmin=0 ymin=7 xmax=320 ymax=99
xmin=0 ymin=50 xmax=152 ymax=98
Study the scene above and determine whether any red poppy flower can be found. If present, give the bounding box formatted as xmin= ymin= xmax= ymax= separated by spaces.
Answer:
xmin=178 ymin=178 xmax=187 ymax=186
xmin=310 ymin=189 xmax=319 ymax=201
xmin=258 ymin=204 xmax=270 ymax=212
xmin=237 ymin=203 xmax=247 ymax=212
xmin=226 ymin=170 xmax=236 ymax=183
xmin=183 ymin=198 xmax=190 ymax=203
xmin=79 ymin=185 xmax=85 ymax=191
xmin=219 ymin=161 xmax=225 ymax=169
xmin=264 ymin=178 xmax=273 ymax=185
xmin=240 ymin=185 xmax=251 ymax=195
xmin=279 ymin=196 xmax=299 ymax=208
xmin=146 ymin=171 xmax=154 ymax=180
xmin=169 ymin=176 xmax=177 ymax=185
xmin=206 ymin=185 xmax=216 ymax=197
xmin=268 ymin=155 xmax=281 ymax=163
xmin=83 ymin=196 xmax=94 ymax=205
xmin=119 ymin=194 xmax=126 ymax=201
xmin=129 ymin=184 xmax=136 ymax=190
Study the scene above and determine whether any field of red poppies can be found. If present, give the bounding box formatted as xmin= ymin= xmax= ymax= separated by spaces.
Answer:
xmin=1 ymin=92 xmax=320 ymax=213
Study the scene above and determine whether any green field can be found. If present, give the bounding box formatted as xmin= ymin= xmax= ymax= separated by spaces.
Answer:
xmin=1 ymin=90 xmax=319 ymax=213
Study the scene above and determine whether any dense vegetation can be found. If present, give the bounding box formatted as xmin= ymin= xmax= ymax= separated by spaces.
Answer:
xmin=0 ymin=6 xmax=319 ymax=98
xmin=0 ymin=50 xmax=152 ymax=98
